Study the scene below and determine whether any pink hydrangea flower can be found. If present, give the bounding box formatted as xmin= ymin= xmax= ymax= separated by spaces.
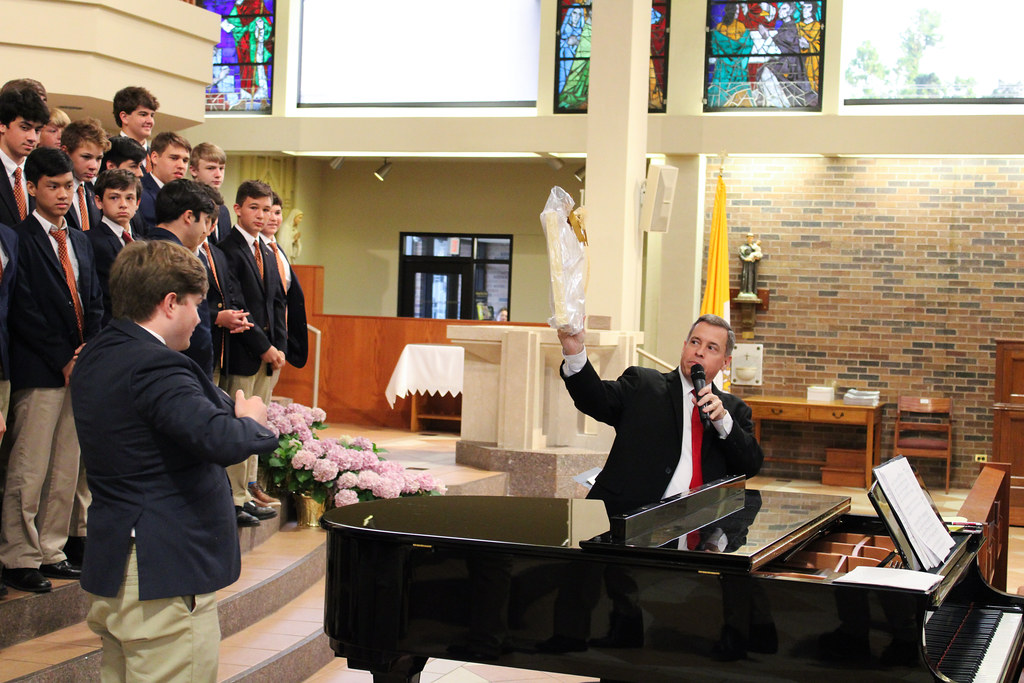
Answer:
xmin=291 ymin=449 xmax=316 ymax=470
xmin=337 ymin=471 xmax=359 ymax=489
xmin=334 ymin=489 xmax=359 ymax=507
xmin=313 ymin=457 xmax=340 ymax=483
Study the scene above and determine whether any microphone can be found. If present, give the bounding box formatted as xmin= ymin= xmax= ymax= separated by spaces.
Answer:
xmin=689 ymin=364 xmax=714 ymax=431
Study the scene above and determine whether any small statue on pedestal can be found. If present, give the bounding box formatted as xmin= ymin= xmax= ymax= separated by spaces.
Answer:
xmin=737 ymin=232 xmax=762 ymax=301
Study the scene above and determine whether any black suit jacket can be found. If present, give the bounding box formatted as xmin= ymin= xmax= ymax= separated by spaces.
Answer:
xmin=0 ymin=167 xmax=33 ymax=229
xmin=149 ymin=227 xmax=214 ymax=378
xmin=0 ymin=222 xmax=18 ymax=380
xmin=87 ymin=221 xmax=135 ymax=327
xmin=271 ymin=246 xmax=308 ymax=369
xmin=10 ymin=216 xmax=103 ymax=390
xmin=213 ymin=204 xmax=232 ymax=245
xmin=200 ymin=240 xmax=245 ymax=376
xmin=71 ymin=319 xmax=278 ymax=599
xmin=562 ymin=361 xmax=763 ymax=516
xmin=218 ymin=228 xmax=287 ymax=377
xmin=138 ymin=172 xmax=160 ymax=232
xmin=66 ymin=181 xmax=101 ymax=231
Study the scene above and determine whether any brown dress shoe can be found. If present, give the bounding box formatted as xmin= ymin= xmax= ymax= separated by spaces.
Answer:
xmin=249 ymin=482 xmax=281 ymax=507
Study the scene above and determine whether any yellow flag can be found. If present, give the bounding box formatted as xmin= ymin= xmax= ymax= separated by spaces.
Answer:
xmin=700 ymin=173 xmax=730 ymax=324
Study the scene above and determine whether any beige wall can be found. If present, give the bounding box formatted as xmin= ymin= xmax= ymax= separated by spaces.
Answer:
xmin=223 ymin=157 xmax=579 ymax=321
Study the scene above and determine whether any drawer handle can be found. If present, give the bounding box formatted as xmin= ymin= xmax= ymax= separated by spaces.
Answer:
xmin=832 ymin=411 xmax=845 ymax=419
xmin=770 ymin=408 xmax=784 ymax=415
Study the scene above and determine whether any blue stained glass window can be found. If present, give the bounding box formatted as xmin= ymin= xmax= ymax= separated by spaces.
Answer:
xmin=197 ymin=0 xmax=275 ymax=113
xmin=704 ymin=1 xmax=825 ymax=111
xmin=555 ymin=1 xmax=670 ymax=114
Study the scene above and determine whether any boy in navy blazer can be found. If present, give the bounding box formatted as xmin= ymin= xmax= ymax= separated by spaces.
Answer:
xmin=88 ymin=169 xmax=142 ymax=327
xmin=72 ymin=238 xmax=277 ymax=681
xmin=0 ymin=148 xmax=103 ymax=594
xmin=138 ymin=132 xmax=190 ymax=232
xmin=0 ymin=88 xmax=49 ymax=228
xmin=190 ymin=142 xmax=233 ymax=244
xmin=60 ymin=118 xmax=109 ymax=232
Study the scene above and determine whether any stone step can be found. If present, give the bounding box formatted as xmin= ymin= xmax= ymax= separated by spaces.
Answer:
xmin=0 ymin=522 xmax=326 ymax=683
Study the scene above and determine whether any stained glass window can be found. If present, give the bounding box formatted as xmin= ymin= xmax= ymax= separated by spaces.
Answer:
xmin=704 ymin=1 xmax=824 ymax=111
xmin=197 ymin=0 xmax=275 ymax=113
xmin=555 ymin=1 xmax=670 ymax=114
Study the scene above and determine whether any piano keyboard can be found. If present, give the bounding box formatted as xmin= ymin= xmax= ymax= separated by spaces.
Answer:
xmin=924 ymin=603 xmax=1023 ymax=683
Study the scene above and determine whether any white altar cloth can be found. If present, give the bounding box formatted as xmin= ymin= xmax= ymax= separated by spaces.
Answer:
xmin=385 ymin=344 xmax=464 ymax=408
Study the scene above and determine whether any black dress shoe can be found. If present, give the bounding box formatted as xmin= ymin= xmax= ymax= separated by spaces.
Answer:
xmin=236 ymin=506 xmax=260 ymax=527
xmin=40 ymin=560 xmax=82 ymax=579
xmin=4 ymin=568 xmax=52 ymax=593
xmin=243 ymin=500 xmax=278 ymax=520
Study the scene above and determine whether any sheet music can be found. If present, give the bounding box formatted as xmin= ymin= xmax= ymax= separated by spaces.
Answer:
xmin=834 ymin=566 xmax=942 ymax=591
xmin=874 ymin=457 xmax=955 ymax=570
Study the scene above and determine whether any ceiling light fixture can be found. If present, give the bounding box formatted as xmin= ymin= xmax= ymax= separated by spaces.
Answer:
xmin=574 ymin=164 xmax=586 ymax=182
xmin=374 ymin=158 xmax=392 ymax=181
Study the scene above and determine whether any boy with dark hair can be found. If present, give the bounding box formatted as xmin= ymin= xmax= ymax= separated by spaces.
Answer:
xmin=40 ymin=108 xmax=70 ymax=149
xmin=111 ymin=86 xmax=158 ymax=153
xmin=1 ymin=79 xmax=47 ymax=102
xmin=0 ymin=87 xmax=49 ymax=227
xmin=0 ymin=148 xmax=103 ymax=593
xmin=148 ymin=179 xmax=217 ymax=378
xmin=138 ymin=132 xmax=191 ymax=232
xmin=61 ymin=118 xmax=111 ymax=231
xmin=190 ymin=142 xmax=232 ymax=243
xmin=101 ymin=136 xmax=147 ymax=178
xmin=72 ymin=238 xmax=276 ymax=682
xmin=89 ymin=169 xmax=142 ymax=326
xmin=218 ymin=179 xmax=285 ymax=526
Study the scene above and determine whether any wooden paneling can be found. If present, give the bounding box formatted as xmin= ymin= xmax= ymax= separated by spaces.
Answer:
xmin=276 ymin=267 xmax=545 ymax=426
xmin=994 ymin=341 xmax=1024 ymax=525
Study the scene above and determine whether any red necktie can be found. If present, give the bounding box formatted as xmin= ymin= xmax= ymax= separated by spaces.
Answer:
xmin=121 ymin=229 xmax=133 ymax=243
xmin=690 ymin=390 xmax=704 ymax=490
xmin=49 ymin=227 xmax=85 ymax=342
xmin=77 ymin=184 xmax=90 ymax=230
xmin=13 ymin=167 xmax=27 ymax=220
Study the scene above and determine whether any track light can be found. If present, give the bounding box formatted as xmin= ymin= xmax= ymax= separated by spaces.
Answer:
xmin=374 ymin=158 xmax=392 ymax=181
xmin=544 ymin=155 xmax=564 ymax=171
xmin=574 ymin=164 xmax=586 ymax=182
xmin=329 ymin=156 xmax=345 ymax=170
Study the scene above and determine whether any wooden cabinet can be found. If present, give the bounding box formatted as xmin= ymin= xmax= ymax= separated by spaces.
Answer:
xmin=993 ymin=340 xmax=1024 ymax=525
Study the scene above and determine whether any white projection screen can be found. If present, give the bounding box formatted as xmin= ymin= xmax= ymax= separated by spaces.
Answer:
xmin=298 ymin=0 xmax=542 ymax=107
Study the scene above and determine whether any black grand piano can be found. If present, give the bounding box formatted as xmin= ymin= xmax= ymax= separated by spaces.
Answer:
xmin=322 ymin=472 xmax=1024 ymax=682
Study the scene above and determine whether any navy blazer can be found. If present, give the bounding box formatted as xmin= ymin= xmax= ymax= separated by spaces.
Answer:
xmin=137 ymin=172 xmax=160 ymax=232
xmin=71 ymin=319 xmax=278 ymax=599
xmin=218 ymin=228 xmax=287 ymax=377
xmin=87 ymin=221 xmax=131 ymax=327
xmin=149 ymin=227 xmax=214 ymax=378
xmin=270 ymin=245 xmax=309 ymax=369
xmin=562 ymin=360 xmax=764 ymax=516
xmin=200 ymin=240 xmax=245 ymax=376
xmin=66 ymin=181 xmax=101 ymax=232
xmin=213 ymin=204 xmax=232 ymax=245
xmin=0 ymin=168 xmax=33 ymax=229
xmin=10 ymin=215 xmax=104 ymax=390
xmin=0 ymin=222 xmax=19 ymax=380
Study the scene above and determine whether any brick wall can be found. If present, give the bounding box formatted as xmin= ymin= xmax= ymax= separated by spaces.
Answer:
xmin=705 ymin=157 xmax=1024 ymax=489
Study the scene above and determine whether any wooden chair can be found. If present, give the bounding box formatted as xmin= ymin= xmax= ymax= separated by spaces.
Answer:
xmin=893 ymin=396 xmax=953 ymax=492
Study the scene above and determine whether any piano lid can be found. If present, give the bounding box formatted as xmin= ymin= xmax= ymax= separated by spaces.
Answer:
xmin=581 ymin=486 xmax=851 ymax=572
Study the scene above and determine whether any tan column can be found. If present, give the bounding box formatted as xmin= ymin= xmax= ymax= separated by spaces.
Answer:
xmin=582 ymin=0 xmax=652 ymax=332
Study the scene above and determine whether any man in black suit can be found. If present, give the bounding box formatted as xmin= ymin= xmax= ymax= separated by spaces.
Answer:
xmin=559 ymin=314 xmax=763 ymax=516
xmin=218 ymin=180 xmax=286 ymax=526
xmin=71 ymin=238 xmax=278 ymax=681
xmin=0 ymin=148 xmax=104 ymax=593
xmin=0 ymin=88 xmax=49 ymax=228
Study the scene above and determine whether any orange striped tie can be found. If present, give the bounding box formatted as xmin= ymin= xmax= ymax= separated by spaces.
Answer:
xmin=253 ymin=241 xmax=264 ymax=281
xmin=203 ymin=242 xmax=222 ymax=295
xmin=12 ymin=167 xmax=27 ymax=221
xmin=77 ymin=184 xmax=90 ymax=230
xmin=49 ymin=227 xmax=85 ymax=342
xmin=270 ymin=242 xmax=287 ymax=293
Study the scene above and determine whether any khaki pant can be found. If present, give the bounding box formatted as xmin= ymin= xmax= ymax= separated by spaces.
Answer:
xmin=0 ymin=386 xmax=79 ymax=568
xmin=221 ymin=365 xmax=279 ymax=507
xmin=87 ymin=544 xmax=220 ymax=683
